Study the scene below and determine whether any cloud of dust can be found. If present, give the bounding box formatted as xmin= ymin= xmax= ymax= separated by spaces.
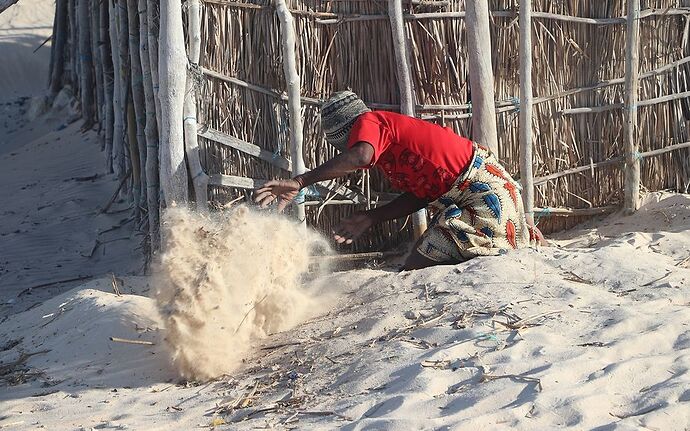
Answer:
xmin=154 ymin=205 xmax=332 ymax=381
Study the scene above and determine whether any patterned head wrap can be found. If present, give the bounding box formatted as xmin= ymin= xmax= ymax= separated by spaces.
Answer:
xmin=320 ymin=91 xmax=371 ymax=150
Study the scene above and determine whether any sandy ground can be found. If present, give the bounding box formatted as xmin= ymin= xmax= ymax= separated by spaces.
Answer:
xmin=0 ymin=0 xmax=54 ymax=102
xmin=1 ymin=1 xmax=690 ymax=430
xmin=1 ymin=192 xmax=689 ymax=431
xmin=0 ymin=0 xmax=142 ymax=320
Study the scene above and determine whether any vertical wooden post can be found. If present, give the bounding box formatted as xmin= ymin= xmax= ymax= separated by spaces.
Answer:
xmin=109 ymin=0 xmax=125 ymax=176
xmin=624 ymin=0 xmax=641 ymax=213
xmin=118 ymin=0 xmax=134 ymax=199
xmin=128 ymin=0 xmax=148 ymax=214
xmin=139 ymin=0 xmax=161 ymax=248
xmin=388 ymin=0 xmax=427 ymax=239
xmin=159 ymin=0 xmax=189 ymax=205
xmin=147 ymin=1 xmax=162 ymax=136
xmin=274 ymin=0 xmax=306 ymax=225
xmin=518 ymin=0 xmax=534 ymax=226
xmin=183 ymin=0 xmax=209 ymax=212
xmin=68 ymin=0 xmax=78 ymax=89
xmin=49 ymin=0 xmax=69 ymax=98
xmin=465 ymin=0 xmax=499 ymax=155
xmin=77 ymin=0 xmax=96 ymax=128
xmin=101 ymin=0 xmax=115 ymax=172
xmin=91 ymin=0 xmax=104 ymax=131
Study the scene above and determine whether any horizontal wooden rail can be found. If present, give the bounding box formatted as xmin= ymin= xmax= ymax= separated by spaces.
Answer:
xmin=561 ymin=90 xmax=690 ymax=115
xmin=198 ymin=125 xmax=292 ymax=171
xmin=201 ymin=0 xmax=690 ymax=25
xmin=203 ymin=53 xmax=690 ymax=116
xmin=209 ymin=173 xmax=267 ymax=189
xmin=310 ymin=8 xmax=690 ymax=25
xmin=534 ymin=206 xmax=619 ymax=217
xmin=312 ymin=251 xmax=405 ymax=262
xmin=534 ymin=141 xmax=690 ymax=185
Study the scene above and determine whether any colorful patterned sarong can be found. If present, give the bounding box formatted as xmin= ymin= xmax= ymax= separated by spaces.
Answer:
xmin=417 ymin=145 xmax=534 ymax=262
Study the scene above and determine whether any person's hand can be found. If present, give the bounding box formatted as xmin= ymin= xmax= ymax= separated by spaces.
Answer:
xmin=254 ymin=179 xmax=302 ymax=212
xmin=333 ymin=211 xmax=376 ymax=245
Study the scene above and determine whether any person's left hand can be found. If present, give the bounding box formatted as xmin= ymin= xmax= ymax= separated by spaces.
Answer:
xmin=333 ymin=211 xmax=376 ymax=244
xmin=254 ymin=179 xmax=301 ymax=212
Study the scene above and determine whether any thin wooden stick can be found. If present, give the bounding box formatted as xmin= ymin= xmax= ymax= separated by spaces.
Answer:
xmin=624 ymin=0 xmax=641 ymax=214
xmin=312 ymin=251 xmax=405 ymax=261
xmin=109 ymin=337 xmax=155 ymax=346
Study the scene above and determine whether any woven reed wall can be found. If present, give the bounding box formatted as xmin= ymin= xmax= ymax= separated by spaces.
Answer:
xmin=196 ymin=0 xmax=690 ymax=252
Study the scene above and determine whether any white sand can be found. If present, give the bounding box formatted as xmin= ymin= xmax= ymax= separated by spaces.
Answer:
xmin=1 ymin=192 xmax=689 ymax=430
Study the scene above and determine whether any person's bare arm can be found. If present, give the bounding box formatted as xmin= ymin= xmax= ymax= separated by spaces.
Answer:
xmin=253 ymin=142 xmax=374 ymax=211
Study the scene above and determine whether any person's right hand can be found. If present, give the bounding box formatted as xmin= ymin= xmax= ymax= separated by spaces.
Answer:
xmin=333 ymin=211 xmax=376 ymax=245
xmin=254 ymin=179 xmax=302 ymax=212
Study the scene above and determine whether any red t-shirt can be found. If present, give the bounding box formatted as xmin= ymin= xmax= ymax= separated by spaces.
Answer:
xmin=346 ymin=111 xmax=474 ymax=200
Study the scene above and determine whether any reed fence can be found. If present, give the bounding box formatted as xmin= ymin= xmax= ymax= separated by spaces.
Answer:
xmin=43 ymin=0 xmax=690 ymax=255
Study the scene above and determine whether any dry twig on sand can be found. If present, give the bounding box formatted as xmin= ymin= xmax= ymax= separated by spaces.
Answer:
xmin=111 ymin=273 xmax=121 ymax=296
xmin=493 ymin=310 xmax=563 ymax=331
xmin=109 ymin=336 xmax=154 ymax=346
xmin=480 ymin=372 xmax=543 ymax=391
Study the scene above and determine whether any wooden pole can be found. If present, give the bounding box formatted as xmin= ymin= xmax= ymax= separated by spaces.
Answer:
xmin=147 ymin=1 xmax=162 ymax=139
xmin=183 ymin=0 xmax=209 ymax=212
xmin=518 ymin=0 xmax=534 ymax=226
xmin=117 ymin=0 xmax=133 ymax=198
xmin=68 ymin=0 xmax=78 ymax=89
xmin=139 ymin=0 xmax=161 ymax=248
xmin=91 ymin=0 xmax=105 ymax=131
xmin=109 ymin=0 xmax=125 ymax=176
xmin=77 ymin=0 xmax=96 ymax=129
xmin=49 ymin=0 xmax=69 ymax=98
xmin=128 ymin=0 xmax=148 ymax=214
xmin=159 ymin=0 xmax=189 ymax=205
xmin=388 ymin=0 xmax=427 ymax=239
xmin=101 ymin=0 xmax=115 ymax=172
xmin=465 ymin=0 xmax=499 ymax=155
xmin=624 ymin=0 xmax=641 ymax=214
xmin=274 ymin=0 xmax=306 ymax=225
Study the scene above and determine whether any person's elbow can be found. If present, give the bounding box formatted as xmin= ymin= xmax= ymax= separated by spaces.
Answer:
xmin=348 ymin=142 xmax=375 ymax=168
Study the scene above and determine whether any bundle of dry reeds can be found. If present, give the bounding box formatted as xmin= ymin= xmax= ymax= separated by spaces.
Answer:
xmin=48 ymin=0 xmax=690 ymax=255
xmin=195 ymin=0 xmax=689 ymax=250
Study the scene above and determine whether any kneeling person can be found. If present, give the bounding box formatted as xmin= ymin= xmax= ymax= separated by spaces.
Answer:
xmin=254 ymin=91 xmax=540 ymax=270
